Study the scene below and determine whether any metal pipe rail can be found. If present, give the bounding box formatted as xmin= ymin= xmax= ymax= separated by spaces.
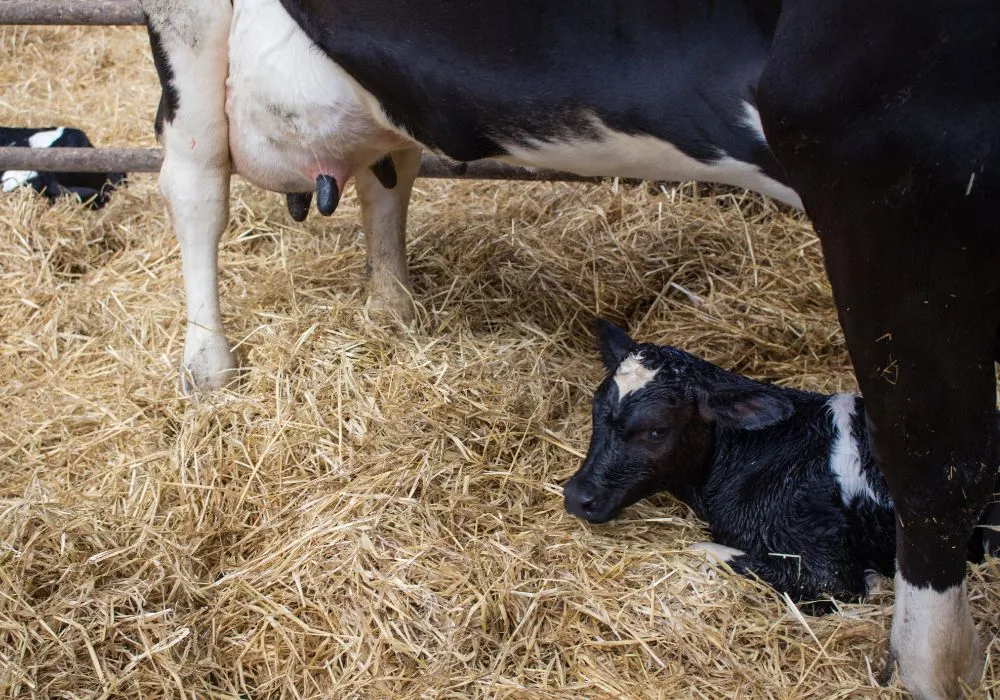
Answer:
xmin=0 ymin=0 xmax=146 ymax=26
xmin=0 ymin=147 xmax=603 ymax=183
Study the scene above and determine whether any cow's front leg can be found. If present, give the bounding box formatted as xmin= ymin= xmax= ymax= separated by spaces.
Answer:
xmin=759 ymin=5 xmax=1000 ymax=694
xmin=825 ymin=242 xmax=997 ymax=699
xmin=354 ymin=147 xmax=422 ymax=323
xmin=142 ymin=0 xmax=236 ymax=392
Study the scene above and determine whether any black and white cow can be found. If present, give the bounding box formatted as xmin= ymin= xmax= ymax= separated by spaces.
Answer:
xmin=565 ymin=320 xmax=992 ymax=606
xmin=141 ymin=1 xmax=998 ymax=697
xmin=139 ymin=0 xmax=798 ymax=392
xmin=0 ymin=127 xmax=124 ymax=208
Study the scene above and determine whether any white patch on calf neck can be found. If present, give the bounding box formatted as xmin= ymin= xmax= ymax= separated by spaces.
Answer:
xmin=828 ymin=393 xmax=880 ymax=507
xmin=891 ymin=575 xmax=982 ymax=698
xmin=613 ymin=353 xmax=658 ymax=403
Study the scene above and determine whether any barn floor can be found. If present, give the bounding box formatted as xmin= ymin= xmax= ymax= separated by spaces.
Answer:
xmin=1 ymin=24 xmax=998 ymax=700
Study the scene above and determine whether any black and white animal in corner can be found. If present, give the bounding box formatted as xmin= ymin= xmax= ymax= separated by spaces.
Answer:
xmin=565 ymin=320 xmax=992 ymax=604
xmin=0 ymin=127 xmax=125 ymax=208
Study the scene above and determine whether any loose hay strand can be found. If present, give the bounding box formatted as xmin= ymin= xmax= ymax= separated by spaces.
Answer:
xmin=1 ymin=22 xmax=997 ymax=700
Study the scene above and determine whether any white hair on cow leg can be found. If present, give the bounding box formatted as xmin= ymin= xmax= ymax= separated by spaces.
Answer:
xmin=688 ymin=542 xmax=745 ymax=564
xmin=144 ymin=0 xmax=237 ymax=392
xmin=891 ymin=575 xmax=983 ymax=700
xmin=613 ymin=353 xmax=659 ymax=403
xmin=827 ymin=393 xmax=881 ymax=506
xmin=27 ymin=127 xmax=64 ymax=148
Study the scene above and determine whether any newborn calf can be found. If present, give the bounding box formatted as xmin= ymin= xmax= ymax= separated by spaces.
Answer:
xmin=565 ymin=320 xmax=990 ymax=603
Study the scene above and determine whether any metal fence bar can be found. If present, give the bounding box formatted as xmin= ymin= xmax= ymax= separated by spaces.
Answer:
xmin=0 ymin=146 xmax=603 ymax=183
xmin=0 ymin=0 xmax=146 ymax=26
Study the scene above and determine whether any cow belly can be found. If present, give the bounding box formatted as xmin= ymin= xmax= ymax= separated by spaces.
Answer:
xmin=225 ymin=0 xmax=404 ymax=193
xmin=499 ymin=114 xmax=801 ymax=208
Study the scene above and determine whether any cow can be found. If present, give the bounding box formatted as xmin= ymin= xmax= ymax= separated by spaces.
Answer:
xmin=0 ymin=127 xmax=125 ymax=208
xmin=138 ymin=0 xmax=799 ymax=392
xmin=564 ymin=320 xmax=994 ymax=608
xmin=140 ymin=1 xmax=998 ymax=697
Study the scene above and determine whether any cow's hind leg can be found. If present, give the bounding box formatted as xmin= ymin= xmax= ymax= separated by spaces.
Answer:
xmin=355 ymin=147 xmax=422 ymax=323
xmin=142 ymin=0 xmax=235 ymax=392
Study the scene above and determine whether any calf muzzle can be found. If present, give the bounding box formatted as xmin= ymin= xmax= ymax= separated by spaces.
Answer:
xmin=564 ymin=477 xmax=618 ymax=524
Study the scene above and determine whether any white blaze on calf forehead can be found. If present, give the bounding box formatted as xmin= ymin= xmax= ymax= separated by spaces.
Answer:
xmin=613 ymin=353 xmax=659 ymax=403
xmin=827 ymin=392 xmax=881 ymax=506
xmin=891 ymin=575 xmax=983 ymax=698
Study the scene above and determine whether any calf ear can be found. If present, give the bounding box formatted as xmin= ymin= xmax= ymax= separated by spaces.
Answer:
xmin=595 ymin=319 xmax=635 ymax=371
xmin=701 ymin=385 xmax=794 ymax=430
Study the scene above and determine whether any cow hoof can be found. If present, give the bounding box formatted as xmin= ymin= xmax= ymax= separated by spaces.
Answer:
xmin=367 ymin=292 xmax=416 ymax=324
xmin=890 ymin=577 xmax=984 ymax=700
xmin=179 ymin=328 xmax=238 ymax=393
xmin=367 ymin=278 xmax=416 ymax=324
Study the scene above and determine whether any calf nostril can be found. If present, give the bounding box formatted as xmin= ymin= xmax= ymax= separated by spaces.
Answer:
xmin=565 ymin=482 xmax=600 ymax=519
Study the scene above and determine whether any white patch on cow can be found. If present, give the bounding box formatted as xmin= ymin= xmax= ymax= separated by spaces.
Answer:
xmin=613 ymin=353 xmax=658 ymax=403
xmin=499 ymin=114 xmax=803 ymax=209
xmin=741 ymin=101 xmax=767 ymax=144
xmin=27 ymin=127 xmax=64 ymax=148
xmin=689 ymin=542 xmax=745 ymax=564
xmin=891 ymin=575 xmax=983 ymax=699
xmin=2 ymin=170 xmax=39 ymax=193
xmin=828 ymin=393 xmax=881 ymax=507
xmin=226 ymin=0 xmax=408 ymax=192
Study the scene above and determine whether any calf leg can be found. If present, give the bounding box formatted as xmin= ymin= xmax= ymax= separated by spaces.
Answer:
xmin=690 ymin=543 xmax=866 ymax=606
xmin=142 ymin=0 xmax=236 ymax=392
xmin=354 ymin=147 xmax=422 ymax=322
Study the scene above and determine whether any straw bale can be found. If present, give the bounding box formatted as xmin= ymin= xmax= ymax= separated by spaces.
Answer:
xmin=1 ymin=24 xmax=997 ymax=699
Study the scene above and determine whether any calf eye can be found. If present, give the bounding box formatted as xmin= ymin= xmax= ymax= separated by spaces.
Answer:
xmin=648 ymin=428 xmax=667 ymax=440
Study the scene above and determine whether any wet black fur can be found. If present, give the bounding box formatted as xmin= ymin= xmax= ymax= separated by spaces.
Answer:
xmin=566 ymin=321 xmax=990 ymax=605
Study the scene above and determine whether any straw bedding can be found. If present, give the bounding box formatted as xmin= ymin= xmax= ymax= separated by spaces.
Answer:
xmin=1 ymin=24 xmax=997 ymax=700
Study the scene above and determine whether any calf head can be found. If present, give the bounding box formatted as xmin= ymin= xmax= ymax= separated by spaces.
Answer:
xmin=564 ymin=320 xmax=794 ymax=523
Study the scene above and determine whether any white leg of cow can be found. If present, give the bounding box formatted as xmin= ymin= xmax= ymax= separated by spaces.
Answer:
xmin=354 ymin=147 xmax=422 ymax=323
xmin=892 ymin=577 xmax=982 ymax=699
xmin=142 ymin=0 xmax=236 ymax=392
